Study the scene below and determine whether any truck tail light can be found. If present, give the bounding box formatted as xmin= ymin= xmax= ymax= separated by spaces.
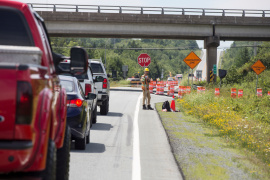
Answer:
xmin=16 ymin=81 xmax=33 ymax=124
xmin=103 ymin=78 xmax=108 ymax=89
xmin=67 ymin=99 xmax=83 ymax=107
xmin=85 ymin=84 xmax=91 ymax=96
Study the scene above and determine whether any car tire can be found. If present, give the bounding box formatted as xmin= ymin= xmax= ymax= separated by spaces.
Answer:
xmin=100 ymin=99 xmax=109 ymax=115
xmin=56 ymin=125 xmax=71 ymax=180
xmin=75 ymin=136 xmax=86 ymax=150
xmin=31 ymin=139 xmax=56 ymax=180
xmin=92 ymin=105 xmax=97 ymax=124
xmin=86 ymin=129 xmax=90 ymax=144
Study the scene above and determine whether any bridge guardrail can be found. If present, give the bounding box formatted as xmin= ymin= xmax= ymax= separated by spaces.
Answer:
xmin=29 ymin=3 xmax=270 ymax=17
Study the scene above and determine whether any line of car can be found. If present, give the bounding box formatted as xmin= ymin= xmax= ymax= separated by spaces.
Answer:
xmin=59 ymin=59 xmax=110 ymax=150
xmin=0 ymin=1 xmax=109 ymax=179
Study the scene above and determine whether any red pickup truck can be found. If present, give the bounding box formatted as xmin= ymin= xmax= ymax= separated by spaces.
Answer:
xmin=0 ymin=1 xmax=88 ymax=179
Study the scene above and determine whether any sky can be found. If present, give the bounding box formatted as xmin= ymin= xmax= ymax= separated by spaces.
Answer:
xmin=21 ymin=0 xmax=270 ymax=48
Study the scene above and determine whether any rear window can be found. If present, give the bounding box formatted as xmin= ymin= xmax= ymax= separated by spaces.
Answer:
xmin=59 ymin=63 xmax=70 ymax=71
xmin=59 ymin=63 xmax=89 ymax=80
xmin=91 ymin=63 xmax=104 ymax=73
xmin=74 ymin=73 xmax=88 ymax=80
xmin=60 ymin=80 xmax=74 ymax=92
xmin=0 ymin=7 xmax=34 ymax=46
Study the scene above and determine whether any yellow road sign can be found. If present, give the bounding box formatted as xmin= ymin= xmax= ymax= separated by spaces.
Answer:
xmin=251 ymin=60 xmax=266 ymax=75
xmin=183 ymin=51 xmax=201 ymax=69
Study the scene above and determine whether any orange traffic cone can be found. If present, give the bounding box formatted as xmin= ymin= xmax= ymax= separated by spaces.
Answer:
xmin=171 ymin=95 xmax=176 ymax=112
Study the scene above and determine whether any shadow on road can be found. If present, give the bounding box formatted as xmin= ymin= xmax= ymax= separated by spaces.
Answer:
xmin=71 ymin=142 xmax=106 ymax=153
xmin=98 ymin=112 xmax=123 ymax=117
xmin=108 ymin=112 xmax=123 ymax=117
xmin=91 ymin=123 xmax=113 ymax=131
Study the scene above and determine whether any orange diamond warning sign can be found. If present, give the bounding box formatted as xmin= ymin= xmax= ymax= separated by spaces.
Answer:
xmin=251 ymin=60 xmax=266 ymax=75
xmin=183 ymin=51 xmax=201 ymax=69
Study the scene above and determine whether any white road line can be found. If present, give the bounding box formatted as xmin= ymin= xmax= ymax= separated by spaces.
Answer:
xmin=132 ymin=93 xmax=142 ymax=180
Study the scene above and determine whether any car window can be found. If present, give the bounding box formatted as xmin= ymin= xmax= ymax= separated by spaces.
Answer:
xmin=59 ymin=63 xmax=70 ymax=71
xmin=0 ymin=7 xmax=34 ymax=46
xmin=60 ymin=80 xmax=74 ymax=92
xmin=74 ymin=73 xmax=89 ymax=80
xmin=90 ymin=63 xmax=104 ymax=73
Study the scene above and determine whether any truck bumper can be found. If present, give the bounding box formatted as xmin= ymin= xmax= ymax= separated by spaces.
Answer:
xmin=0 ymin=141 xmax=33 ymax=172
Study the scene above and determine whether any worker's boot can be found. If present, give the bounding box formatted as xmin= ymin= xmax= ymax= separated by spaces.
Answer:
xmin=143 ymin=104 xmax=147 ymax=110
xmin=147 ymin=105 xmax=154 ymax=110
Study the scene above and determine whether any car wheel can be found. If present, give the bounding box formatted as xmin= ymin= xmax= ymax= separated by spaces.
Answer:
xmin=86 ymin=129 xmax=90 ymax=144
xmin=31 ymin=139 xmax=56 ymax=180
xmin=56 ymin=125 xmax=71 ymax=180
xmin=100 ymin=99 xmax=109 ymax=115
xmin=92 ymin=105 xmax=97 ymax=124
xmin=75 ymin=136 xmax=86 ymax=150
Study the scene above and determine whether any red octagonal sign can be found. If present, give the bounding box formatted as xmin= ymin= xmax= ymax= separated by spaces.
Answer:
xmin=138 ymin=53 xmax=151 ymax=67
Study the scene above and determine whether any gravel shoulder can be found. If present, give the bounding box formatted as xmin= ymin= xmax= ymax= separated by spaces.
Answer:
xmin=156 ymin=102 xmax=269 ymax=180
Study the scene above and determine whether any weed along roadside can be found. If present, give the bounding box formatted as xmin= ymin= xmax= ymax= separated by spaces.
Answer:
xmin=156 ymin=90 xmax=270 ymax=179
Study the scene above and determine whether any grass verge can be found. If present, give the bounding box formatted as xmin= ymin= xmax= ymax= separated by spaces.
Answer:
xmin=156 ymin=102 xmax=270 ymax=180
xmin=110 ymin=80 xmax=130 ymax=87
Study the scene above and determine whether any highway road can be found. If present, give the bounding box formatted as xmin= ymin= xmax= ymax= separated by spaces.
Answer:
xmin=69 ymin=88 xmax=182 ymax=180
xmin=196 ymin=49 xmax=223 ymax=80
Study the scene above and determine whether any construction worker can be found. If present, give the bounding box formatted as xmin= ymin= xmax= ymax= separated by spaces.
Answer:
xmin=141 ymin=68 xmax=154 ymax=110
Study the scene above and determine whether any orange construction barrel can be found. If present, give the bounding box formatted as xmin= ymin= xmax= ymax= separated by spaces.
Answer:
xmin=231 ymin=88 xmax=237 ymax=98
xmin=215 ymin=88 xmax=220 ymax=96
xmin=257 ymin=88 xmax=262 ymax=97
xmin=186 ymin=86 xmax=191 ymax=94
xmin=238 ymin=89 xmax=243 ymax=98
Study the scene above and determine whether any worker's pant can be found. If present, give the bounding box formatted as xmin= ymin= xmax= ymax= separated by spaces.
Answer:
xmin=142 ymin=90 xmax=151 ymax=105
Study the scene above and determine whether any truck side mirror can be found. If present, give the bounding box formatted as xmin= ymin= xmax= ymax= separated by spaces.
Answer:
xmin=70 ymin=47 xmax=88 ymax=75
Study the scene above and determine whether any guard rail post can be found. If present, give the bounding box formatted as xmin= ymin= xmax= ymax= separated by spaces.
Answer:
xmin=53 ymin=4 xmax=56 ymax=12
xmin=119 ymin=6 xmax=122 ymax=14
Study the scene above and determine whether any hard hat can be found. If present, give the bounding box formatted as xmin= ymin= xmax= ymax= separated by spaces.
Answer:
xmin=145 ymin=68 xmax=149 ymax=72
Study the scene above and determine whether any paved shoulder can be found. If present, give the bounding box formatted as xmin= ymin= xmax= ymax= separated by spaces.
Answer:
xmin=138 ymin=95 xmax=183 ymax=180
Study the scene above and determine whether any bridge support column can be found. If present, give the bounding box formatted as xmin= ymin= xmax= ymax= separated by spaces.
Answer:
xmin=204 ymin=36 xmax=220 ymax=83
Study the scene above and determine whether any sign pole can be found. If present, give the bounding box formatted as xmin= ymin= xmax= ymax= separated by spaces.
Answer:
xmin=191 ymin=68 xmax=193 ymax=86
xmin=251 ymin=60 xmax=266 ymax=95
xmin=188 ymin=68 xmax=190 ymax=86
xmin=256 ymin=74 xmax=258 ymax=95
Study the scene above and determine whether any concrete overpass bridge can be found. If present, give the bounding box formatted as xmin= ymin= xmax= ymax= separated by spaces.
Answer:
xmin=30 ymin=3 xmax=270 ymax=82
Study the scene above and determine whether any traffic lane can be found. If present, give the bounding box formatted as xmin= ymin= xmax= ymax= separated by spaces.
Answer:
xmin=69 ymin=90 xmax=141 ymax=180
xmin=139 ymin=94 xmax=183 ymax=180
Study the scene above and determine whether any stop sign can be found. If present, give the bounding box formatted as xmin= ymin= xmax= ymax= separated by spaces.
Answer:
xmin=138 ymin=53 xmax=151 ymax=67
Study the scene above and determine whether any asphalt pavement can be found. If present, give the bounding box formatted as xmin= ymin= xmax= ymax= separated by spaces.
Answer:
xmin=69 ymin=87 xmax=182 ymax=180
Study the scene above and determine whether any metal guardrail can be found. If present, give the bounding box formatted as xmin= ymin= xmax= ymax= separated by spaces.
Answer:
xmin=29 ymin=3 xmax=270 ymax=17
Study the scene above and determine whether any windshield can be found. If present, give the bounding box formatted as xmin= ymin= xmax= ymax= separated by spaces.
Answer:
xmin=90 ymin=63 xmax=104 ymax=73
xmin=60 ymin=80 xmax=74 ymax=92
